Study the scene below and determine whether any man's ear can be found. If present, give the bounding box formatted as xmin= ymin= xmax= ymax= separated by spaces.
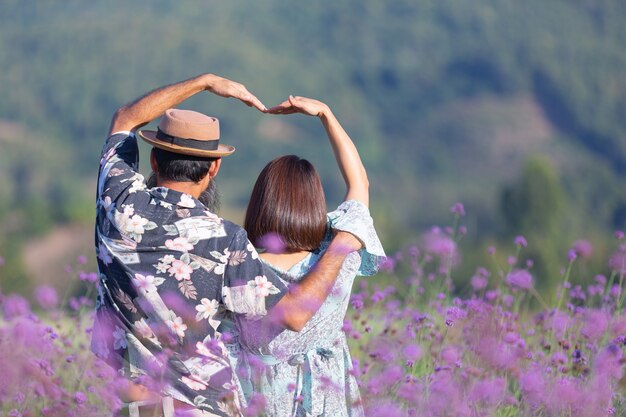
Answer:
xmin=208 ymin=158 xmax=222 ymax=179
xmin=149 ymin=148 xmax=158 ymax=173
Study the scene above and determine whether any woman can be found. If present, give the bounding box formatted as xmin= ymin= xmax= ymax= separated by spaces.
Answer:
xmin=229 ymin=96 xmax=385 ymax=416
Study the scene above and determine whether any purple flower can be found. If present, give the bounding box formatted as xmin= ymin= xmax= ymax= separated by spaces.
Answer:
xmin=79 ymin=271 xmax=98 ymax=283
xmin=2 ymin=294 xmax=31 ymax=319
xmin=581 ymin=309 xmax=609 ymax=342
xmin=609 ymin=248 xmax=626 ymax=274
xmin=422 ymin=229 xmax=458 ymax=259
xmin=469 ymin=377 xmax=506 ymax=407
xmin=445 ymin=306 xmax=467 ymax=326
xmin=519 ymin=369 xmax=546 ymax=406
xmin=34 ymin=285 xmax=59 ymax=310
xmin=551 ymin=351 xmax=568 ymax=365
xmin=403 ymin=344 xmax=422 ymax=366
xmin=258 ymin=232 xmax=286 ymax=254
xmin=450 ymin=202 xmax=465 ymax=217
xmin=615 ymin=230 xmax=625 ymax=240
xmin=572 ymin=239 xmax=593 ymax=259
xmin=506 ymin=269 xmax=533 ymax=290
xmin=487 ymin=246 xmax=496 ymax=255
xmin=566 ymin=249 xmax=577 ymax=262
xmin=74 ymin=391 xmax=88 ymax=405
xmin=470 ymin=268 xmax=489 ymax=291
xmin=378 ymin=256 xmax=396 ymax=272
xmin=514 ymin=235 xmax=528 ymax=248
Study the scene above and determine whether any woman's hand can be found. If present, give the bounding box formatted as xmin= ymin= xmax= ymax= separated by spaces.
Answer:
xmin=267 ymin=95 xmax=330 ymax=117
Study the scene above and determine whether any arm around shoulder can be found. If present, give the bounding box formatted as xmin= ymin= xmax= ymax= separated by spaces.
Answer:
xmin=270 ymin=231 xmax=362 ymax=331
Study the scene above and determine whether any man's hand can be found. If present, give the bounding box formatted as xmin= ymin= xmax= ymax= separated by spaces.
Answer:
xmin=267 ymin=95 xmax=329 ymax=117
xmin=108 ymin=73 xmax=268 ymax=135
xmin=204 ymin=74 xmax=267 ymax=112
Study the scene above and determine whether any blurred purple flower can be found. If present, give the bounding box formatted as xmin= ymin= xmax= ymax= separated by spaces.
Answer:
xmin=571 ymin=239 xmax=593 ymax=259
xmin=609 ymin=247 xmax=626 ymax=274
xmin=519 ymin=369 xmax=546 ymax=406
xmin=551 ymin=351 xmax=568 ymax=366
xmin=74 ymin=391 xmax=88 ymax=405
xmin=445 ymin=306 xmax=467 ymax=326
xmin=615 ymin=230 xmax=625 ymax=240
xmin=581 ymin=309 xmax=609 ymax=342
xmin=78 ymin=271 xmax=98 ymax=283
xmin=2 ymin=295 xmax=31 ymax=320
xmin=469 ymin=377 xmax=506 ymax=407
xmin=566 ymin=249 xmax=577 ymax=262
xmin=450 ymin=202 xmax=466 ymax=217
xmin=403 ymin=344 xmax=422 ymax=366
xmin=258 ymin=232 xmax=286 ymax=254
xmin=378 ymin=256 xmax=396 ymax=272
xmin=34 ymin=285 xmax=59 ymax=311
xmin=506 ymin=269 xmax=533 ymax=290
xmin=514 ymin=235 xmax=528 ymax=247
xmin=422 ymin=228 xmax=458 ymax=263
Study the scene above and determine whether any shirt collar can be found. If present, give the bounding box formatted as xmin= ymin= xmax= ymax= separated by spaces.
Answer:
xmin=149 ymin=186 xmax=201 ymax=209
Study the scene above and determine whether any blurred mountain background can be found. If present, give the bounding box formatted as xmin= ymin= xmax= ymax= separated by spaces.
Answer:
xmin=1 ymin=0 xmax=625 ymax=294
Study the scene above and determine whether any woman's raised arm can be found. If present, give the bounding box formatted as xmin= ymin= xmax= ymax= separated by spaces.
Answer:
xmin=268 ymin=95 xmax=369 ymax=206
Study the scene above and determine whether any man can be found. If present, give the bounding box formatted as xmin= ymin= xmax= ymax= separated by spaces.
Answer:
xmin=91 ymin=73 xmax=362 ymax=417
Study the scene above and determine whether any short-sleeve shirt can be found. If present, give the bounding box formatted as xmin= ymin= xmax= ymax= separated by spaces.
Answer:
xmin=91 ymin=132 xmax=287 ymax=416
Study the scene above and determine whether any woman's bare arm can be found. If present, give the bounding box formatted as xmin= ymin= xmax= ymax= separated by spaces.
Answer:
xmin=268 ymin=95 xmax=369 ymax=206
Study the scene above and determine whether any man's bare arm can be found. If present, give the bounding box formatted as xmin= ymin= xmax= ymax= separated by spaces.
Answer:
xmin=108 ymin=73 xmax=267 ymax=136
xmin=270 ymin=231 xmax=362 ymax=331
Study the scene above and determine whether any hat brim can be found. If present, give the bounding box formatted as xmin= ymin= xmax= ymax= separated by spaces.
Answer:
xmin=138 ymin=130 xmax=235 ymax=158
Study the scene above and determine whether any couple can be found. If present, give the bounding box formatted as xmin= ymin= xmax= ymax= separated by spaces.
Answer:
xmin=91 ymin=73 xmax=385 ymax=417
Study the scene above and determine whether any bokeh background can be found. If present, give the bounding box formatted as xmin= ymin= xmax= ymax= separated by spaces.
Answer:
xmin=2 ymin=0 xmax=625 ymax=296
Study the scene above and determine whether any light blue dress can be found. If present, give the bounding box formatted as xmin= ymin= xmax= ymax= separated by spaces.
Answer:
xmin=226 ymin=200 xmax=385 ymax=417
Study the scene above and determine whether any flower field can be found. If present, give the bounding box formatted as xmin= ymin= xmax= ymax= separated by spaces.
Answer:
xmin=1 ymin=204 xmax=626 ymax=416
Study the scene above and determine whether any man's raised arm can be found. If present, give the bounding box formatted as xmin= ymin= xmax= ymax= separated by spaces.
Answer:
xmin=107 ymin=73 xmax=267 ymax=135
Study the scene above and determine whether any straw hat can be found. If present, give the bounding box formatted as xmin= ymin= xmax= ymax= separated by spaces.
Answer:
xmin=138 ymin=109 xmax=235 ymax=158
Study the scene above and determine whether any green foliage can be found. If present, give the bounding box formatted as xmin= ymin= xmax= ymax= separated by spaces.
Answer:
xmin=501 ymin=156 xmax=564 ymax=236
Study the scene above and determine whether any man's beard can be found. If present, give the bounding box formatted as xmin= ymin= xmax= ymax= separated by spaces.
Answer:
xmin=146 ymin=173 xmax=221 ymax=213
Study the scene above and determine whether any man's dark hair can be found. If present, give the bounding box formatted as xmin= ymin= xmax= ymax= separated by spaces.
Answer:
xmin=151 ymin=147 xmax=217 ymax=183
xmin=244 ymin=155 xmax=327 ymax=252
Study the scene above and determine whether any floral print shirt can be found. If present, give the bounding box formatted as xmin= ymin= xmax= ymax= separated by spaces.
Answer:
xmin=90 ymin=132 xmax=287 ymax=416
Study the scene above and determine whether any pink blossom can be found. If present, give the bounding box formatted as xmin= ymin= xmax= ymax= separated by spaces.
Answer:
xmin=165 ymin=237 xmax=194 ymax=252
xmin=167 ymin=316 xmax=187 ymax=338
xmin=132 ymin=274 xmax=158 ymax=293
xmin=253 ymin=275 xmax=274 ymax=297
xmin=168 ymin=259 xmax=193 ymax=281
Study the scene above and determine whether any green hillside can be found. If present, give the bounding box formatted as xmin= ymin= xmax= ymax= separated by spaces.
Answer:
xmin=1 ymin=0 xmax=626 ymax=288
